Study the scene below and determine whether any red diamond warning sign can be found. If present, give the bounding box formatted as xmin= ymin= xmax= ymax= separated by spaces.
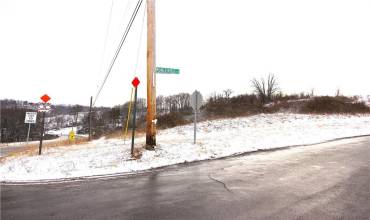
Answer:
xmin=40 ymin=94 xmax=51 ymax=103
xmin=132 ymin=77 xmax=140 ymax=88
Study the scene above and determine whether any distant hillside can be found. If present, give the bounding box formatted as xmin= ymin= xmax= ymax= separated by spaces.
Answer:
xmin=0 ymin=99 xmax=106 ymax=143
xmin=0 ymin=99 xmax=91 ymax=115
xmin=1 ymin=93 xmax=369 ymax=143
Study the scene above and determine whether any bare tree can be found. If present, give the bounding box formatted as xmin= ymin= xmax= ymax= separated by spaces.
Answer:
xmin=178 ymin=93 xmax=190 ymax=110
xmin=109 ymin=107 xmax=121 ymax=127
xmin=136 ymin=98 xmax=146 ymax=117
xmin=310 ymin=88 xmax=315 ymax=98
xmin=223 ymin=89 xmax=233 ymax=99
xmin=156 ymin=95 xmax=165 ymax=114
xmin=251 ymin=74 xmax=279 ymax=104
xmin=251 ymin=77 xmax=266 ymax=104
xmin=71 ymin=105 xmax=83 ymax=126
xmin=266 ymin=74 xmax=279 ymax=101
xmin=336 ymin=88 xmax=341 ymax=97
xmin=56 ymin=116 xmax=64 ymax=129
xmin=165 ymin=96 xmax=174 ymax=113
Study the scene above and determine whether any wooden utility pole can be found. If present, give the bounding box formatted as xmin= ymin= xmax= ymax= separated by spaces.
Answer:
xmin=146 ymin=0 xmax=156 ymax=148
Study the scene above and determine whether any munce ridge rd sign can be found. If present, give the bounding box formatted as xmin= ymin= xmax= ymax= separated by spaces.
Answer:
xmin=156 ymin=67 xmax=180 ymax=74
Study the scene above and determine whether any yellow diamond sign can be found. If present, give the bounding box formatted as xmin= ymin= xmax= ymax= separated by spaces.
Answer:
xmin=69 ymin=130 xmax=75 ymax=141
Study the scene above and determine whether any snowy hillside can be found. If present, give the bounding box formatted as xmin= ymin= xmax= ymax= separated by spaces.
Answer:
xmin=45 ymin=113 xmax=88 ymax=130
xmin=1 ymin=113 xmax=370 ymax=182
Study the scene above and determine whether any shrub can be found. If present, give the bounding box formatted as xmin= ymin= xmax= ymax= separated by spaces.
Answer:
xmin=157 ymin=112 xmax=188 ymax=129
xmin=300 ymin=96 xmax=370 ymax=114
xmin=204 ymin=94 xmax=260 ymax=117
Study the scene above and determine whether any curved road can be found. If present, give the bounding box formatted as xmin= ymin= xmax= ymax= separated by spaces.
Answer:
xmin=1 ymin=137 xmax=370 ymax=220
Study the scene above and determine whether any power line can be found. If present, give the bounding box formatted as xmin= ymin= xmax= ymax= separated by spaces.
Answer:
xmin=134 ymin=1 xmax=147 ymax=76
xmin=94 ymin=0 xmax=143 ymax=106
xmin=93 ymin=0 xmax=144 ymax=106
xmin=96 ymin=0 xmax=115 ymax=89
xmin=96 ymin=0 xmax=132 ymax=91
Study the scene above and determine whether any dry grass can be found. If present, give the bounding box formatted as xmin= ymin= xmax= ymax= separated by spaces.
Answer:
xmin=1 ymin=128 xmax=148 ymax=160
xmin=1 ymin=136 xmax=89 ymax=160
xmin=44 ymin=137 xmax=89 ymax=148
xmin=104 ymin=128 xmax=147 ymax=140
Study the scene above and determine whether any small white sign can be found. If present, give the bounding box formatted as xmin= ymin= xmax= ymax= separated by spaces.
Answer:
xmin=37 ymin=103 xmax=51 ymax=112
xmin=25 ymin=112 xmax=37 ymax=124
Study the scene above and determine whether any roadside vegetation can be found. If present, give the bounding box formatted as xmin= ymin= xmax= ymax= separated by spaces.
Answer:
xmin=0 ymin=136 xmax=88 ymax=160
xmin=300 ymin=96 xmax=370 ymax=114
xmin=1 ymin=74 xmax=369 ymax=143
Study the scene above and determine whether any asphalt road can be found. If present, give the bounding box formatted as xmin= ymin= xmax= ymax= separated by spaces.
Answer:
xmin=1 ymin=137 xmax=370 ymax=220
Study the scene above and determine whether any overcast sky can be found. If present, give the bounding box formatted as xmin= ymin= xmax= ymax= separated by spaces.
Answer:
xmin=1 ymin=0 xmax=369 ymax=107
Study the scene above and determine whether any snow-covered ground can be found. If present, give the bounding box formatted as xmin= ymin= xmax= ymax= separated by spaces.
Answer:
xmin=45 ymin=112 xmax=88 ymax=130
xmin=46 ymin=126 xmax=78 ymax=137
xmin=1 ymin=113 xmax=369 ymax=182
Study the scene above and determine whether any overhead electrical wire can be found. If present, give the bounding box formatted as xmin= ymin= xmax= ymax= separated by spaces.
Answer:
xmin=93 ymin=0 xmax=144 ymax=106
xmin=134 ymin=1 xmax=147 ymax=76
xmin=96 ymin=0 xmax=115 ymax=90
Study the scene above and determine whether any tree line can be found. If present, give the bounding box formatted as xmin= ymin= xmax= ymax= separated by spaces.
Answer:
xmin=6 ymin=74 xmax=364 ymax=142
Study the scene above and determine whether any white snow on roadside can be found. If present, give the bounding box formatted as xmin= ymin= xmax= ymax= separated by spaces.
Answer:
xmin=1 ymin=113 xmax=369 ymax=182
xmin=45 ymin=126 xmax=87 ymax=138
xmin=46 ymin=127 xmax=77 ymax=136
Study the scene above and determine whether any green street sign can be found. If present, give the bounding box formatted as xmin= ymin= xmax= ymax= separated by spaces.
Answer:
xmin=156 ymin=67 xmax=180 ymax=74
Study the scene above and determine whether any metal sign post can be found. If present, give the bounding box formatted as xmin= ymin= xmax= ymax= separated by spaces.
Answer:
xmin=26 ymin=123 xmax=31 ymax=144
xmin=39 ymin=111 xmax=46 ymax=155
xmin=24 ymin=112 xmax=37 ymax=145
xmin=190 ymin=90 xmax=203 ymax=144
xmin=38 ymin=94 xmax=51 ymax=155
xmin=131 ymin=77 xmax=140 ymax=157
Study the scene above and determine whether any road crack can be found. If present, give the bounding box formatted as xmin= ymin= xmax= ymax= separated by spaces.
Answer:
xmin=208 ymin=174 xmax=233 ymax=193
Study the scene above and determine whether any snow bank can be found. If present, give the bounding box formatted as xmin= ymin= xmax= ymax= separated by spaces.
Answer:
xmin=1 ymin=113 xmax=369 ymax=182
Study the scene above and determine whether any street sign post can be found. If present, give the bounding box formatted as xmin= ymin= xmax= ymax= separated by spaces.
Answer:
xmin=38 ymin=94 xmax=51 ymax=155
xmin=156 ymin=67 xmax=180 ymax=74
xmin=190 ymin=90 xmax=203 ymax=144
xmin=25 ymin=112 xmax=37 ymax=145
xmin=131 ymin=77 xmax=140 ymax=157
